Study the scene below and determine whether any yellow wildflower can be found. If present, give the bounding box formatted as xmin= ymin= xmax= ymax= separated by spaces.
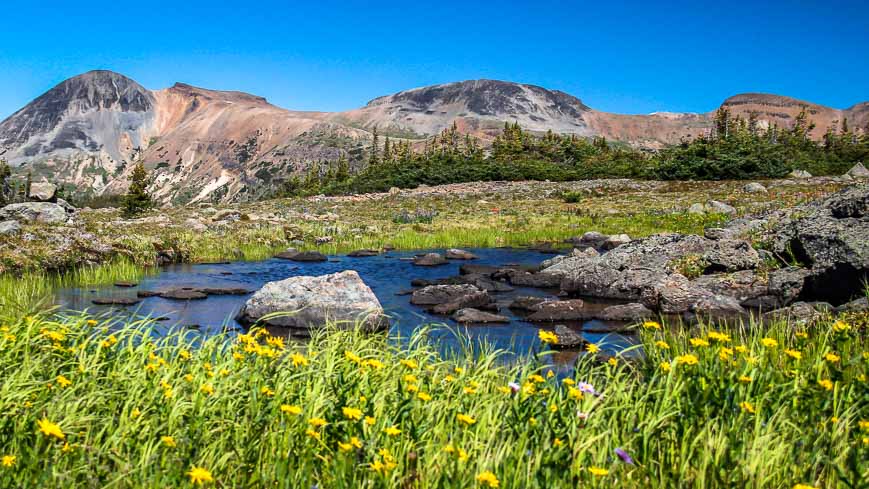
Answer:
xmin=417 ymin=392 xmax=432 ymax=402
xmin=708 ymin=331 xmax=732 ymax=343
xmin=498 ymin=386 xmax=512 ymax=394
xmin=342 ymin=406 xmax=363 ymax=421
xmin=607 ymin=357 xmax=618 ymax=367
xmin=184 ymin=374 xmax=194 ymax=382
xmin=784 ymin=349 xmax=802 ymax=360
xmin=858 ymin=420 xmax=869 ymax=431
xmin=588 ymin=467 xmax=609 ymax=476
xmin=291 ymin=353 xmax=308 ymax=367
xmin=718 ymin=347 xmax=734 ymax=361
xmin=738 ymin=376 xmax=752 ymax=384
xmin=528 ymin=374 xmax=546 ymax=384
xmin=462 ymin=386 xmax=476 ymax=395
xmin=131 ymin=407 xmax=141 ymax=418
xmin=383 ymin=426 xmax=401 ymax=436
xmin=186 ymin=466 xmax=213 ymax=485
xmin=1 ymin=455 xmax=15 ymax=467
xmin=655 ymin=340 xmax=670 ymax=350
xmin=454 ymin=366 xmax=465 ymax=374
xmin=179 ymin=349 xmax=191 ymax=360
xmin=795 ymin=331 xmax=808 ymax=339
xmin=56 ymin=375 xmax=72 ymax=388
xmin=690 ymin=338 xmax=710 ymax=347
xmin=831 ymin=320 xmax=850 ymax=333
xmin=660 ymin=361 xmax=671 ymax=373
xmin=476 ymin=471 xmax=500 ymax=487
xmin=365 ymin=416 xmax=376 ymax=426
xmin=562 ymin=378 xmax=575 ymax=386
xmin=568 ymin=387 xmax=583 ymax=400
xmin=403 ymin=374 xmax=419 ymax=384
xmin=761 ymin=338 xmax=778 ymax=348
xmin=824 ymin=352 xmax=840 ymax=363
xmin=586 ymin=343 xmax=600 ymax=354
xmin=200 ymin=384 xmax=214 ymax=396
xmin=792 ymin=484 xmax=817 ymax=489
xmin=553 ymin=437 xmax=564 ymax=447
xmin=735 ymin=345 xmax=749 ymax=354
xmin=280 ymin=404 xmax=302 ymax=415
xmin=364 ymin=359 xmax=384 ymax=369
xmin=37 ymin=418 xmax=64 ymax=440
xmin=818 ymin=379 xmax=834 ymax=391
xmin=308 ymin=418 xmax=328 ymax=428
xmin=305 ymin=429 xmax=321 ymax=440
xmin=538 ymin=330 xmax=558 ymax=344
xmin=457 ymin=413 xmax=477 ymax=426
xmin=260 ymin=386 xmax=275 ymax=397
xmin=740 ymin=401 xmax=756 ymax=414
xmin=344 ymin=350 xmax=362 ymax=363
xmin=642 ymin=321 xmax=661 ymax=330
xmin=675 ymin=354 xmax=699 ymax=366
xmin=162 ymin=436 xmax=176 ymax=448
xmin=400 ymin=358 xmax=419 ymax=369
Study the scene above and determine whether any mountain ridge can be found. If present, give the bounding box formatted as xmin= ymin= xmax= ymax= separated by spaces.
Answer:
xmin=1 ymin=70 xmax=866 ymax=204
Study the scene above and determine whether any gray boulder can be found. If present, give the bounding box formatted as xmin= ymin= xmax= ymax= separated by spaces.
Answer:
xmin=28 ymin=182 xmax=57 ymax=202
xmin=413 ymin=253 xmax=448 ymax=266
xmin=0 ymin=220 xmax=21 ymax=236
xmin=688 ymin=203 xmax=707 ymax=215
xmin=432 ymin=290 xmax=492 ymax=315
xmin=597 ymin=303 xmax=654 ymax=321
xmin=835 ymin=296 xmax=868 ymax=312
xmin=411 ymin=284 xmax=482 ymax=306
xmin=642 ymin=273 xmax=743 ymax=316
xmin=236 ymin=270 xmax=386 ymax=332
xmin=526 ymin=299 xmax=587 ymax=322
xmin=602 ymin=234 xmax=631 ymax=250
xmin=564 ymin=231 xmax=608 ymax=248
xmin=0 ymin=202 xmax=71 ymax=224
xmin=550 ymin=325 xmax=585 ymax=349
xmin=445 ymin=249 xmax=478 ymax=260
xmin=185 ymin=218 xmax=208 ymax=232
xmin=506 ymin=270 xmax=563 ymax=288
xmin=707 ymin=200 xmax=737 ymax=216
xmin=788 ymin=169 xmax=812 ymax=178
xmin=275 ymin=249 xmax=328 ymax=262
xmin=846 ymin=162 xmax=869 ymax=179
xmin=743 ymin=182 xmax=768 ymax=193
xmin=702 ymin=239 xmax=760 ymax=272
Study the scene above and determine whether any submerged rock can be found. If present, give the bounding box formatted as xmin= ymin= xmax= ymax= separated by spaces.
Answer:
xmin=347 ymin=249 xmax=380 ymax=257
xmin=432 ymin=290 xmax=492 ymax=315
xmin=508 ymin=296 xmax=548 ymax=311
xmin=92 ymin=297 xmax=140 ymax=306
xmin=413 ymin=253 xmax=448 ymax=266
xmin=236 ymin=270 xmax=386 ymax=332
xmin=445 ymin=249 xmax=478 ymax=260
xmin=411 ymin=284 xmax=481 ymax=306
xmin=597 ymin=303 xmax=654 ymax=321
xmin=453 ymin=308 xmax=509 ymax=324
xmin=159 ymin=289 xmax=208 ymax=300
xmin=275 ymin=249 xmax=328 ymax=262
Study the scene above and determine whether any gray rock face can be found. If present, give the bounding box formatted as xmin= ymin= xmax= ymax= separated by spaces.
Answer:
xmin=597 ymin=303 xmax=654 ymax=321
xmin=431 ymin=290 xmax=492 ymax=315
xmin=0 ymin=220 xmax=21 ymax=235
xmin=445 ymin=249 xmax=477 ymax=260
xmin=453 ymin=308 xmax=509 ymax=324
xmin=413 ymin=253 xmax=448 ymax=266
xmin=743 ymin=182 xmax=768 ymax=193
xmin=0 ymin=202 xmax=71 ymax=224
xmin=540 ymin=247 xmax=599 ymax=274
xmin=236 ymin=270 xmax=386 ymax=332
xmin=770 ymin=185 xmax=869 ymax=303
xmin=642 ymin=273 xmax=744 ymax=316
xmin=762 ymin=301 xmax=828 ymax=324
xmin=835 ymin=296 xmax=868 ymax=312
xmin=28 ymin=182 xmax=57 ymax=202
xmin=506 ymin=270 xmax=562 ymax=288
xmin=602 ymin=234 xmax=631 ymax=250
xmin=702 ymin=239 xmax=760 ymax=272
xmin=411 ymin=284 xmax=481 ymax=306
xmin=846 ymin=162 xmax=869 ymax=179
xmin=508 ymin=296 xmax=548 ymax=311
xmin=526 ymin=299 xmax=587 ymax=322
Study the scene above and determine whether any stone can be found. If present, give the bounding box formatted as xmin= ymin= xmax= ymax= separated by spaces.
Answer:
xmin=56 ymin=198 xmax=76 ymax=213
xmin=688 ymin=203 xmax=707 ymax=215
xmin=91 ymin=297 xmax=141 ymax=306
xmin=275 ymin=249 xmax=328 ymax=262
xmin=410 ymin=284 xmax=482 ymax=306
xmin=236 ymin=270 xmax=386 ymax=332
xmin=642 ymin=273 xmax=743 ymax=316
xmin=114 ymin=281 xmax=138 ymax=288
xmin=707 ymin=200 xmax=737 ymax=216
xmin=445 ymin=248 xmax=478 ymax=260
xmin=788 ymin=169 xmax=812 ymax=178
xmin=453 ymin=308 xmax=509 ymax=324
xmin=835 ymin=296 xmax=868 ymax=312
xmin=0 ymin=202 xmax=70 ymax=224
xmin=0 ymin=220 xmax=21 ymax=236
xmin=506 ymin=270 xmax=562 ymax=288
xmin=602 ymin=234 xmax=631 ymax=250
xmin=28 ymin=182 xmax=57 ymax=202
xmin=159 ymin=289 xmax=208 ymax=300
xmin=846 ymin=162 xmax=869 ymax=179
xmin=213 ymin=209 xmax=242 ymax=222
xmin=413 ymin=253 xmax=448 ymax=266
xmin=564 ymin=231 xmax=609 ymax=248
xmin=762 ymin=301 xmax=828 ymax=324
xmin=185 ymin=218 xmax=208 ymax=232
xmin=196 ymin=287 xmax=250 ymax=295
xmin=459 ymin=264 xmax=500 ymax=276
xmin=432 ymin=290 xmax=492 ymax=315
xmin=597 ymin=303 xmax=654 ymax=321
xmin=508 ymin=296 xmax=548 ymax=311
xmin=526 ymin=299 xmax=588 ymax=322
xmin=702 ymin=239 xmax=760 ymax=272
xmin=347 ymin=249 xmax=380 ymax=257
xmin=743 ymin=182 xmax=768 ymax=193
xmin=549 ymin=324 xmax=585 ymax=349
xmin=539 ymin=248 xmax=599 ymax=275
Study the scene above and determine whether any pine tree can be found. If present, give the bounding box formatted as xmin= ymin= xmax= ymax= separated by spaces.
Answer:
xmin=383 ymin=136 xmax=392 ymax=163
xmin=335 ymin=153 xmax=350 ymax=181
xmin=122 ymin=162 xmax=154 ymax=217
xmin=369 ymin=126 xmax=380 ymax=166
xmin=0 ymin=160 xmax=10 ymax=206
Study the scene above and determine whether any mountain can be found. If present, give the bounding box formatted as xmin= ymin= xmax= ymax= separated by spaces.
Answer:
xmin=1 ymin=71 xmax=866 ymax=204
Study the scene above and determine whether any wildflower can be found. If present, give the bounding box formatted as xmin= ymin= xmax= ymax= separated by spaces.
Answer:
xmin=655 ymin=340 xmax=670 ymax=350
xmin=305 ymin=429 xmax=321 ymax=440
xmin=528 ymin=374 xmax=546 ymax=384
xmin=61 ymin=442 xmax=72 ymax=453
xmin=707 ymin=331 xmax=731 ymax=343
xmin=291 ymin=353 xmax=308 ymax=367
xmin=718 ymin=347 xmax=734 ymax=361
xmin=761 ymin=338 xmax=778 ymax=348
xmin=344 ymin=351 xmax=362 ymax=363
xmin=738 ymin=376 xmax=752 ymax=384
xmin=186 ymin=466 xmax=213 ymax=485
xmin=577 ymin=382 xmax=598 ymax=396
xmin=538 ymin=330 xmax=559 ymax=344
xmin=232 ymin=352 xmax=245 ymax=361
xmin=858 ymin=420 xmax=869 ymax=431
xmin=265 ymin=336 xmax=285 ymax=349
xmin=793 ymin=485 xmax=818 ymax=489
xmin=735 ymin=345 xmax=749 ymax=354
xmin=553 ymin=438 xmax=564 ymax=447
xmin=1 ymin=455 xmax=15 ymax=467
xmin=740 ymin=401 xmax=756 ymax=414
xmin=37 ymin=418 xmax=64 ymax=440
xmin=364 ymin=359 xmax=384 ymax=369
xmin=615 ymin=448 xmax=635 ymax=465
xmin=365 ymin=416 xmax=376 ymax=426
xmin=260 ymin=386 xmax=275 ymax=397
xmin=546 ymin=370 xmax=555 ymax=378
xmin=454 ymin=366 xmax=465 ymax=375
xmin=675 ymin=354 xmax=699 ymax=366
xmin=795 ymin=331 xmax=808 ymax=339
xmin=689 ymin=338 xmax=710 ymax=348
xmin=568 ymin=387 xmax=583 ymax=400
xmin=383 ymin=426 xmax=401 ymax=437
xmin=588 ymin=467 xmax=609 ymax=476
xmin=831 ymin=320 xmax=850 ymax=333
xmin=509 ymin=381 xmax=521 ymax=392
xmin=824 ymin=352 xmax=840 ymax=363
xmin=642 ymin=321 xmax=661 ymax=330
xmin=399 ymin=358 xmax=418 ymax=369
xmin=56 ymin=375 xmax=72 ymax=388
xmin=162 ymin=436 xmax=176 ymax=448
xmin=163 ymin=388 xmax=173 ymax=399
xmin=586 ymin=343 xmax=600 ymax=354
xmin=562 ymin=378 xmax=575 ymax=386
xmin=818 ymin=379 xmax=834 ymax=391
xmin=417 ymin=392 xmax=432 ymax=402
xmin=549 ymin=403 xmax=558 ymax=413
xmin=784 ymin=349 xmax=802 ymax=360
xmin=462 ymin=386 xmax=476 ymax=395
xmin=86 ymin=319 xmax=98 ymax=326
xmin=607 ymin=357 xmax=618 ymax=367
xmin=41 ymin=330 xmax=65 ymax=342
xmin=308 ymin=418 xmax=328 ymax=428
xmin=444 ymin=375 xmax=456 ymax=383
xmin=280 ymin=404 xmax=302 ymax=415
xmin=179 ymin=350 xmax=191 ymax=360
xmin=403 ymin=374 xmax=419 ymax=384
xmin=342 ymin=406 xmax=363 ymax=421
xmin=660 ymin=361 xmax=671 ymax=373
xmin=337 ymin=441 xmax=354 ymax=452
xmin=456 ymin=412 xmax=477 ymax=426
xmin=131 ymin=408 xmax=141 ymax=418
xmin=475 ymin=471 xmax=500 ymax=488
xmin=200 ymin=384 xmax=214 ymax=396
xmin=498 ymin=386 xmax=512 ymax=395
xmin=184 ymin=374 xmax=194 ymax=382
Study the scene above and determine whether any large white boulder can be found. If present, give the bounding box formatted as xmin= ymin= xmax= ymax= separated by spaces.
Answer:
xmin=0 ymin=202 xmax=71 ymax=224
xmin=236 ymin=270 xmax=386 ymax=333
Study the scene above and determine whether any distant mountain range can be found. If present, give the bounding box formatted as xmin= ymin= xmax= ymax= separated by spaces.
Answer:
xmin=1 ymin=70 xmax=866 ymax=204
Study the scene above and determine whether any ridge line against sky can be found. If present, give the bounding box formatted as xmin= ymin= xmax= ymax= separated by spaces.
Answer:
xmin=0 ymin=0 xmax=867 ymax=120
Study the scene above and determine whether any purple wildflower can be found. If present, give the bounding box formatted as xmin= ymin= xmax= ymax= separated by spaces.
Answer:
xmin=615 ymin=448 xmax=635 ymax=465
xmin=577 ymin=382 xmax=598 ymax=396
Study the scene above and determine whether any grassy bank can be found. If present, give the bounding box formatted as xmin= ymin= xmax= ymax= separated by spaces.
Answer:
xmin=0 ymin=311 xmax=865 ymax=488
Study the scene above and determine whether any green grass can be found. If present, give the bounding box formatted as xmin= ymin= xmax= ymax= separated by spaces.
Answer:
xmin=0 ymin=312 xmax=865 ymax=488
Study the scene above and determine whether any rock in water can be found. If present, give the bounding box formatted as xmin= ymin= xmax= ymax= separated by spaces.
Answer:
xmin=411 ymin=284 xmax=482 ymax=306
xmin=274 ymin=249 xmax=328 ymax=262
xmin=28 ymin=182 xmax=57 ymax=202
xmin=347 ymin=249 xmax=380 ymax=257
xmin=413 ymin=253 xmax=448 ymax=266
xmin=445 ymin=249 xmax=478 ymax=260
xmin=453 ymin=308 xmax=509 ymax=323
xmin=0 ymin=202 xmax=71 ymax=224
xmin=236 ymin=270 xmax=386 ymax=332
xmin=526 ymin=299 xmax=587 ymax=322
xmin=550 ymin=324 xmax=585 ymax=349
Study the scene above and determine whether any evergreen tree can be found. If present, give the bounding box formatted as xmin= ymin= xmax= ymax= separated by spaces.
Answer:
xmin=369 ymin=126 xmax=380 ymax=166
xmin=0 ymin=160 xmax=10 ymax=206
xmin=122 ymin=162 xmax=154 ymax=217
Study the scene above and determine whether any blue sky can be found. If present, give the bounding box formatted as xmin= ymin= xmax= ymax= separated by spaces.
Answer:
xmin=1 ymin=0 xmax=867 ymax=120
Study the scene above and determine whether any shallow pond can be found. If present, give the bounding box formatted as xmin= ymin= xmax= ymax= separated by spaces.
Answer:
xmin=55 ymin=248 xmax=639 ymax=364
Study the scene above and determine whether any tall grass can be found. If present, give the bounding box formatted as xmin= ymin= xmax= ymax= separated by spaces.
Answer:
xmin=0 ymin=313 xmax=865 ymax=487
